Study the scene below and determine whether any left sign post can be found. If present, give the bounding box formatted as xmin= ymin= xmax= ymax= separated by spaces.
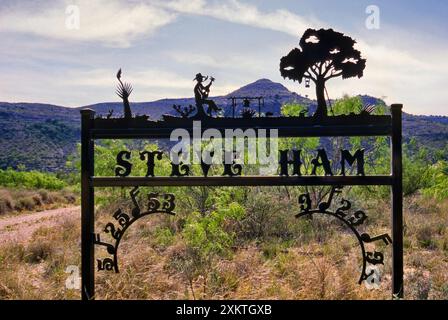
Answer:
xmin=81 ymin=109 xmax=95 ymax=300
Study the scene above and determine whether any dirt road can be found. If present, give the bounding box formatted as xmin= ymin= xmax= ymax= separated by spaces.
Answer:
xmin=0 ymin=206 xmax=80 ymax=244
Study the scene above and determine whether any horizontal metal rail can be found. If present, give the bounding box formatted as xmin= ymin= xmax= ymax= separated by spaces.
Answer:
xmin=92 ymin=175 xmax=393 ymax=187
xmin=91 ymin=125 xmax=392 ymax=139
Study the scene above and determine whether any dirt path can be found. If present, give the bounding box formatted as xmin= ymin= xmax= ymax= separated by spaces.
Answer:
xmin=0 ymin=206 xmax=80 ymax=244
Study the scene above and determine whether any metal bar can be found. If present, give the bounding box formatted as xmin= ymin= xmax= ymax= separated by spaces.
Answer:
xmin=391 ymin=104 xmax=403 ymax=298
xmin=92 ymin=175 xmax=393 ymax=187
xmin=81 ymin=109 xmax=95 ymax=301
xmin=91 ymin=125 xmax=392 ymax=139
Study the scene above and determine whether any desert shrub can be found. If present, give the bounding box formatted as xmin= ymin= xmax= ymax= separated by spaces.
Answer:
xmin=32 ymin=194 xmax=42 ymax=206
xmin=0 ymin=189 xmax=14 ymax=214
xmin=239 ymin=191 xmax=289 ymax=240
xmin=183 ymin=203 xmax=245 ymax=259
xmin=208 ymin=267 xmax=240 ymax=295
xmin=407 ymin=270 xmax=431 ymax=300
xmin=61 ymin=190 xmax=77 ymax=204
xmin=24 ymin=241 xmax=54 ymax=263
xmin=0 ymin=243 xmax=26 ymax=264
xmin=261 ymin=241 xmax=290 ymax=260
xmin=38 ymin=189 xmax=49 ymax=202
xmin=176 ymin=202 xmax=245 ymax=296
xmin=416 ymin=225 xmax=437 ymax=249
xmin=15 ymin=196 xmax=36 ymax=211
xmin=0 ymin=187 xmax=77 ymax=214
xmin=422 ymin=161 xmax=448 ymax=200
xmin=154 ymin=227 xmax=175 ymax=248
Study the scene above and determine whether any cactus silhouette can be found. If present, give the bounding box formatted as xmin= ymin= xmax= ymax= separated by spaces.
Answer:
xmin=115 ymin=69 xmax=133 ymax=119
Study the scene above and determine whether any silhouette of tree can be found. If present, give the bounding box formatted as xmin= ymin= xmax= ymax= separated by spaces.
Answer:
xmin=280 ymin=28 xmax=366 ymax=117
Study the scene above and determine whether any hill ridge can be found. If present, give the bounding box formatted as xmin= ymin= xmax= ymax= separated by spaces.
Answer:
xmin=1 ymin=78 xmax=447 ymax=171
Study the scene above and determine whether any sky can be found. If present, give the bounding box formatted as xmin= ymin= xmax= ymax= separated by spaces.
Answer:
xmin=0 ymin=0 xmax=447 ymax=115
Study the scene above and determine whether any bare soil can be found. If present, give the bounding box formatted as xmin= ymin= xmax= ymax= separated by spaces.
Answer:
xmin=0 ymin=206 xmax=80 ymax=244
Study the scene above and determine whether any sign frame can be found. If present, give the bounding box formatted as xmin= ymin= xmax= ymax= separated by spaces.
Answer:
xmin=80 ymin=104 xmax=403 ymax=300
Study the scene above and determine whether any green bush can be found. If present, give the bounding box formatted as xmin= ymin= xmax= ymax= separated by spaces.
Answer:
xmin=0 ymin=168 xmax=65 ymax=190
xmin=422 ymin=161 xmax=448 ymax=200
xmin=183 ymin=202 xmax=245 ymax=259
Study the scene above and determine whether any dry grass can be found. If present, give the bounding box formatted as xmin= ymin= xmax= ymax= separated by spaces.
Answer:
xmin=0 ymin=188 xmax=77 ymax=215
xmin=0 ymin=193 xmax=447 ymax=300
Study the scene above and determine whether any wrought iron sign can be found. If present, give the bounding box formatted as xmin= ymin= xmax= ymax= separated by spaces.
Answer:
xmin=80 ymin=28 xmax=403 ymax=300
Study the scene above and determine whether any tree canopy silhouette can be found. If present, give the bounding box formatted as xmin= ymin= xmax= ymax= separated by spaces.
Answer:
xmin=280 ymin=28 xmax=366 ymax=117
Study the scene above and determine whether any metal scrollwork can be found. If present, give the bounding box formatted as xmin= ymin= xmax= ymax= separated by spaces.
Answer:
xmin=296 ymin=186 xmax=392 ymax=285
xmin=94 ymin=187 xmax=176 ymax=273
xmin=113 ymin=209 xmax=130 ymax=227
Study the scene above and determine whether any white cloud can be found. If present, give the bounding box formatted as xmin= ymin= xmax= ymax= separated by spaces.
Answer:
xmin=167 ymin=51 xmax=267 ymax=73
xmin=156 ymin=0 xmax=448 ymax=114
xmin=322 ymin=40 xmax=448 ymax=114
xmin=50 ymin=68 xmax=237 ymax=104
xmin=155 ymin=0 xmax=319 ymax=36
xmin=0 ymin=0 xmax=447 ymax=114
xmin=0 ymin=0 xmax=176 ymax=47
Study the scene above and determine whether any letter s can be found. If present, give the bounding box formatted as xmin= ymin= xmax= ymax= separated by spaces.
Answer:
xmin=115 ymin=151 xmax=132 ymax=177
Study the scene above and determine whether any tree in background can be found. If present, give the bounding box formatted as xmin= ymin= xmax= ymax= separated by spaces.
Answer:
xmin=280 ymin=28 xmax=366 ymax=118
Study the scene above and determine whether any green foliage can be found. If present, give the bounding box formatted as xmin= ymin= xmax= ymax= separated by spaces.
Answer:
xmin=154 ymin=227 xmax=175 ymax=248
xmin=0 ymin=168 xmax=65 ymax=190
xmin=332 ymin=95 xmax=387 ymax=116
xmin=0 ymin=118 xmax=79 ymax=172
xmin=422 ymin=161 xmax=448 ymax=200
xmin=182 ymin=202 xmax=245 ymax=259
xmin=332 ymin=96 xmax=363 ymax=115
xmin=402 ymin=141 xmax=432 ymax=196
xmin=281 ymin=103 xmax=307 ymax=117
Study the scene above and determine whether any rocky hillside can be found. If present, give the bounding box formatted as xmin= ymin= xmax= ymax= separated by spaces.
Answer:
xmin=0 ymin=79 xmax=447 ymax=172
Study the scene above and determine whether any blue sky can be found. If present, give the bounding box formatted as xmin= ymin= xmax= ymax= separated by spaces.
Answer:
xmin=0 ymin=0 xmax=447 ymax=115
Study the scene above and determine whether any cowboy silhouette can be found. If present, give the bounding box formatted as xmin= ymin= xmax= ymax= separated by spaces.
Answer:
xmin=194 ymin=73 xmax=221 ymax=116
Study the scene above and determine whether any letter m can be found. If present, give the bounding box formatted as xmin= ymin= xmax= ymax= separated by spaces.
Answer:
xmin=340 ymin=149 xmax=365 ymax=176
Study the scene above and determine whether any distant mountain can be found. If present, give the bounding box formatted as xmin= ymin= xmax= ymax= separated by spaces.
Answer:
xmin=1 ymin=79 xmax=447 ymax=172
xmin=83 ymin=79 xmax=313 ymax=119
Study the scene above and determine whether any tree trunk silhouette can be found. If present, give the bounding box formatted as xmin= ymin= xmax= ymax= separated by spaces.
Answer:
xmin=315 ymin=79 xmax=327 ymax=118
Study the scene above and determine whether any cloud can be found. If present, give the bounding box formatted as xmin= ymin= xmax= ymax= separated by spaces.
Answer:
xmin=0 ymin=0 xmax=176 ymax=47
xmin=77 ymin=68 xmax=236 ymax=95
xmin=322 ymin=40 xmax=448 ymax=114
xmin=0 ymin=0 xmax=447 ymax=114
xmin=156 ymin=0 xmax=320 ymax=36
xmin=166 ymin=51 xmax=268 ymax=74
xmin=157 ymin=0 xmax=448 ymax=114
xmin=182 ymin=0 xmax=447 ymax=114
